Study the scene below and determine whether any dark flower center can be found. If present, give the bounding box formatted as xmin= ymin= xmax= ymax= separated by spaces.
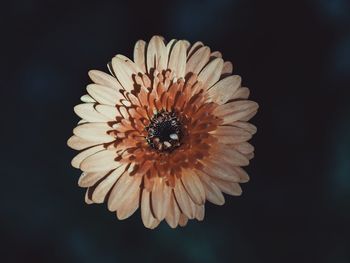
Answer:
xmin=146 ymin=110 xmax=182 ymax=152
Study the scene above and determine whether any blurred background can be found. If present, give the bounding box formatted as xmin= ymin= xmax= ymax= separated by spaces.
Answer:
xmin=1 ymin=0 xmax=350 ymax=262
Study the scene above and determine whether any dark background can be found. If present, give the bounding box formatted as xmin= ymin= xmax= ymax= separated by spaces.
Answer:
xmin=1 ymin=0 xmax=350 ymax=262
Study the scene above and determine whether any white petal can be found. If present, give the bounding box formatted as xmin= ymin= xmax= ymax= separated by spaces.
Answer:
xmin=181 ymin=169 xmax=206 ymax=205
xmin=188 ymin=41 xmax=204 ymax=58
xmin=232 ymin=87 xmax=250 ymax=99
xmin=85 ymin=190 xmax=93 ymax=204
xmin=116 ymin=54 xmax=144 ymax=73
xmin=213 ymin=145 xmax=250 ymax=166
xmin=147 ymin=36 xmax=167 ymax=73
xmin=210 ymin=126 xmax=252 ymax=144
xmin=215 ymin=100 xmax=259 ymax=124
xmin=222 ymin=61 xmax=233 ymax=75
xmin=80 ymin=94 xmax=96 ymax=103
xmin=73 ymin=123 xmax=115 ymax=143
xmin=211 ymin=178 xmax=243 ymax=196
xmin=234 ymin=142 xmax=254 ymax=155
xmin=211 ymin=51 xmax=222 ymax=58
xmin=168 ymin=40 xmax=187 ymax=78
xmin=88 ymin=70 xmax=122 ymax=90
xmin=208 ymin=75 xmax=241 ymax=104
xmin=198 ymin=57 xmax=224 ymax=89
xmin=165 ymin=192 xmax=181 ymax=228
xmin=91 ymin=166 xmax=126 ymax=203
xmin=200 ymin=159 xmax=243 ymax=183
xmin=107 ymin=171 xmax=141 ymax=212
xmin=67 ymin=135 xmax=101 ymax=150
xmin=197 ymin=170 xmax=225 ymax=205
xmin=116 ymin=183 xmax=141 ymax=220
xmin=166 ymin=39 xmax=176 ymax=60
xmin=195 ymin=205 xmax=205 ymax=221
xmin=141 ymin=189 xmax=160 ymax=229
xmin=186 ymin=46 xmax=210 ymax=75
xmin=133 ymin=40 xmax=146 ymax=73
xmin=182 ymin=40 xmax=191 ymax=51
xmin=77 ymin=119 xmax=88 ymax=124
xmin=80 ymin=149 xmax=120 ymax=172
xmin=231 ymin=121 xmax=257 ymax=134
xmin=95 ymin=104 xmax=120 ymax=120
xmin=173 ymin=178 xmax=195 ymax=219
xmin=78 ymin=171 xmax=108 ymax=187
xmin=71 ymin=145 xmax=105 ymax=168
xmin=87 ymin=84 xmax=123 ymax=106
xmin=151 ymin=177 xmax=171 ymax=220
xmin=74 ymin=103 xmax=109 ymax=122
xmin=111 ymin=56 xmax=138 ymax=92
xmin=178 ymin=213 xmax=189 ymax=227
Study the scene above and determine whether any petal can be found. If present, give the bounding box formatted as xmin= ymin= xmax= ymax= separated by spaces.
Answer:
xmin=108 ymin=172 xmax=142 ymax=212
xmin=195 ymin=205 xmax=205 ymax=221
xmin=166 ymin=39 xmax=176 ymax=59
xmin=116 ymin=183 xmax=141 ymax=220
xmin=73 ymin=123 xmax=115 ymax=143
xmin=78 ymin=171 xmax=108 ymax=188
xmin=111 ymin=56 xmax=138 ymax=92
xmin=74 ymin=103 xmax=110 ymax=122
xmin=116 ymin=54 xmax=144 ymax=73
xmin=186 ymin=46 xmax=210 ymax=75
xmin=80 ymin=149 xmax=120 ymax=172
xmin=147 ymin=35 xmax=167 ymax=73
xmin=181 ymin=169 xmax=206 ymax=205
xmin=240 ymin=109 xmax=258 ymax=121
xmin=77 ymin=120 xmax=88 ymax=125
xmin=91 ymin=166 xmax=125 ymax=203
xmin=211 ymin=178 xmax=243 ymax=196
xmin=232 ymin=87 xmax=250 ymax=99
xmin=234 ymin=142 xmax=254 ymax=155
xmin=87 ymin=84 xmax=123 ymax=106
xmin=151 ymin=177 xmax=171 ymax=220
xmin=141 ymin=189 xmax=160 ymax=229
xmin=213 ymin=144 xmax=250 ymax=166
xmin=210 ymin=126 xmax=252 ymax=144
xmin=231 ymin=121 xmax=257 ymax=134
xmin=133 ymin=40 xmax=147 ymax=72
xmin=85 ymin=190 xmax=94 ymax=204
xmin=88 ymin=70 xmax=122 ymax=90
xmin=198 ymin=57 xmax=224 ymax=89
xmin=215 ymin=100 xmax=259 ymax=124
xmin=67 ymin=135 xmax=101 ymax=150
xmin=95 ymin=105 xmax=120 ymax=120
xmin=173 ymin=178 xmax=195 ymax=219
xmin=71 ymin=145 xmax=105 ymax=169
xmin=200 ymin=159 xmax=243 ymax=183
xmin=187 ymin=41 xmax=204 ymax=58
xmin=208 ymin=75 xmax=241 ymax=104
xmin=178 ymin=213 xmax=189 ymax=227
xmin=196 ymin=170 xmax=225 ymax=205
xmin=80 ymin=94 xmax=96 ymax=103
xmin=77 ymin=119 xmax=88 ymax=125
xmin=233 ymin=167 xmax=250 ymax=183
xmin=168 ymin=40 xmax=187 ymax=78
xmin=165 ymin=192 xmax=181 ymax=228
xmin=222 ymin=61 xmax=233 ymax=75
xmin=182 ymin=40 xmax=191 ymax=51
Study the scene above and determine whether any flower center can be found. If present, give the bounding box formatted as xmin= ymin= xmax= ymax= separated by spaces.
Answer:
xmin=146 ymin=110 xmax=182 ymax=152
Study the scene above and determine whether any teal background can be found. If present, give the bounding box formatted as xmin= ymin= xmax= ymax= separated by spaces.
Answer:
xmin=1 ymin=0 xmax=350 ymax=262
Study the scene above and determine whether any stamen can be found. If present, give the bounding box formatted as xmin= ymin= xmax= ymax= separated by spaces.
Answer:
xmin=146 ymin=110 xmax=182 ymax=152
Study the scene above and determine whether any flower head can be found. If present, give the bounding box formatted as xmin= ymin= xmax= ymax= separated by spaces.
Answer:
xmin=68 ymin=36 xmax=258 ymax=229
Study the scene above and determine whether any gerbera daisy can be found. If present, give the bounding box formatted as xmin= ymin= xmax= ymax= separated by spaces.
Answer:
xmin=67 ymin=36 xmax=258 ymax=229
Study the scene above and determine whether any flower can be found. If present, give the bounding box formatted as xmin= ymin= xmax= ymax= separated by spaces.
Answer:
xmin=67 ymin=36 xmax=258 ymax=229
